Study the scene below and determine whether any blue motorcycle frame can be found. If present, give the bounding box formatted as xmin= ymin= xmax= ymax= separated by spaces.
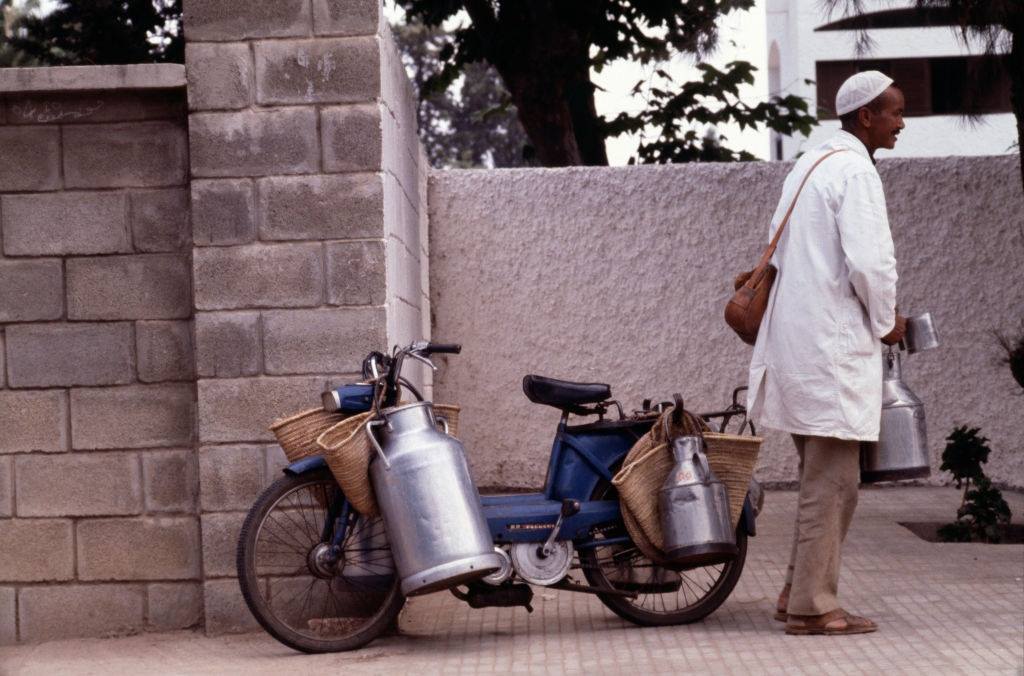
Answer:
xmin=284 ymin=410 xmax=757 ymax=550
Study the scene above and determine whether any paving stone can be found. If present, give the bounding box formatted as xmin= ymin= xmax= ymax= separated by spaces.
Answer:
xmin=70 ymin=383 xmax=195 ymax=450
xmin=18 ymin=584 xmax=144 ymax=641
xmin=254 ymin=37 xmax=379 ymax=105
xmin=189 ymin=109 xmax=318 ymax=178
xmin=0 ymin=259 xmax=63 ymax=322
xmin=5 ymin=90 xmax=185 ymax=125
xmin=77 ymin=516 xmax=201 ymax=581
xmin=321 ymin=103 xmax=382 ymax=172
xmin=0 ymin=587 xmax=14 ymax=645
xmin=198 ymin=376 xmax=323 ymax=443
xmin=5 ymin=322 xmax=134 ymax=388
xmin=191 ymin=179 xmax=255 ymax=246
xmin=199 ymin=445 xmax=265 ymax=512
xmin=136 ymin=320 xmax=195 ymax=383
xmin=257 ymin=174 xmax=383 ymax=241
xmin=200 ymin=511 xmax=246 ymax=578
xmin=194 ymin=312 xmax=260 ymax=378
xmin=0 ymin=457 xmax=11 ymax=517
xmin=66 ymin=254 xmax=191 ymax=320
xmin=263 ymin=307 xmax=384 ymax=375
xmin=203 ymin=578 xmax=259 ymax=635
xmin=193 ymin=243 xmax=322 ymax=310
xmin=312 ymin=0 xmax=380 ymax=36
xmin=142 ymin=449 xmax=198 ymax=513
xmin=183 ymin=0 xmax=311 ymax=41
xmin=129 ymin=189 xmax=190 ymax=252
xmin=185 ymin=42 xmax=252 ymax=111
xmin=0 ymin=390 xmax=68 ymax=453
xmin=63 ymin=121 xmax=188 ymax=188
xmin=15 ymin=452 xmax=142 ymax=517
xmin=0 ymin=126 xmax=60 ymax=191
xmin=1 ymin=192 xmax=130 ymax=256
xmin=147 ymin=582 xmax=202 ymax=631
xmin=0 ymin=519 xmax=74 ymax=582
xmin=325 ymin=240 xmax=386 ymax=305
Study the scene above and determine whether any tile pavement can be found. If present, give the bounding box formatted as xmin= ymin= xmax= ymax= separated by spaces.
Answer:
xmin=1 ymin=487 xmax=1021 ymax=675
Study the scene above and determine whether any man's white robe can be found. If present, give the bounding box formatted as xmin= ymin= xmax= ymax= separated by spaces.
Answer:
xmin=747 ymin=130 xmax=898 ymax=441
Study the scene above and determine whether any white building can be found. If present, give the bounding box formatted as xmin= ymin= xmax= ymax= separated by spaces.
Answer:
xmin=766 ymin=0 xmax=1016 ymax=159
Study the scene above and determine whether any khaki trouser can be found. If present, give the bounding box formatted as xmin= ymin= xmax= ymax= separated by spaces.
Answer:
xmin=783 ymin=434 xmax=861 ymax=616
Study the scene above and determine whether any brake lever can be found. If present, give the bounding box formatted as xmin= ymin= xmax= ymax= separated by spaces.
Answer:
xmin=407 ymin=352 xmax=438 ymax=372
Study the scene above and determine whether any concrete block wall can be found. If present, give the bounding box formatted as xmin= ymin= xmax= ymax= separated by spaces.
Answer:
xmin=428 ymin=156 xmax=1024 ymax=491
xmin=0 ymin=69 xmax=199 ymax=643
xmin=182 ymin=0 xmax=431 ymax=633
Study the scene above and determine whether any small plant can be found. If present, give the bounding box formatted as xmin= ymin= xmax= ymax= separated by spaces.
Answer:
xmin=937 ymin=426 xmax=1012 ymax=543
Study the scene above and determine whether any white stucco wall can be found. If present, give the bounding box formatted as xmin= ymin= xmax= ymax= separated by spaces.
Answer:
xmin=429 ymin=156 xmax=1024 ymax=489
xmin=766 ymin=0 xmax=1016 ymax=160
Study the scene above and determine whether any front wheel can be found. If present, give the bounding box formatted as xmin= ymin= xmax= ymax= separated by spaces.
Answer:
xmin=236 ymin=467 xmax=405 ymax=653
xmin=579 ymin=480 xmax=748 ymax=627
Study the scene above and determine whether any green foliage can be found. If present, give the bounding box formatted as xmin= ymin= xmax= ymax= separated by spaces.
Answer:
xmin=937 ymin=426 xmax=1013 ymax=543
xmin=396 ymin=0 xmax=819 ymax=166
xmin=6 ymin=0 xmax=182 ymax=65
xmin=603 ymin=61 xmax=817 ymax=164
xmin=937 ymin=476 xmax=1012 ymax=543
xmin=939 ymin=426 xmax=991 ymax=487
xmin=391 ymin=16 xmax=533 ymax=168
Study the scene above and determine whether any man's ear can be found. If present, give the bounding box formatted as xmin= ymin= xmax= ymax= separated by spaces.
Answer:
xmin=857 ymin=106 xmax=873 ymax=129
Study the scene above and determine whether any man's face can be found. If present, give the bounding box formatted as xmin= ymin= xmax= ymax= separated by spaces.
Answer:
xmin=864 ymin=86 xmax=905 ymax=151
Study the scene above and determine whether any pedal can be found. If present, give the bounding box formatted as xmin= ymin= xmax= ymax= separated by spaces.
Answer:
xmin=454 ymin=583 xmax=534 ymax=612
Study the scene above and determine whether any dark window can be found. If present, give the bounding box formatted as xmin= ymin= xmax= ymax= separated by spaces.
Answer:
xmin=815 ymin=56 xmax=1011 ymax=119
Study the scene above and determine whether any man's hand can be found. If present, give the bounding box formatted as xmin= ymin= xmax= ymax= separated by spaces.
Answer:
xmin=881 ymin=314 xmax=907 ymax=345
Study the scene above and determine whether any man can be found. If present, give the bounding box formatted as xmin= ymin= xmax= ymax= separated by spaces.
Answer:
xmin=746 ymin=70 xmax=908 ymax=635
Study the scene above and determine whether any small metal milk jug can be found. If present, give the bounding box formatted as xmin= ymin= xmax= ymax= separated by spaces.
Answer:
xmin=860 ymin=349 xmax=932 ymax=483
xmin=367 ymin=402 xmax=502 ymax=596
xmin=659 ymin=435 xmax=738 ymax=568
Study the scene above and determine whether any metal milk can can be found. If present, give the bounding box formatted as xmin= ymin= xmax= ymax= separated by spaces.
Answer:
xmin=659 ymin=435 xmax=738 ymax=568
xmin=367 ymin=401 xmax=502 ymax=596
xmin=860 ymin=347 xmax=932 ymax=483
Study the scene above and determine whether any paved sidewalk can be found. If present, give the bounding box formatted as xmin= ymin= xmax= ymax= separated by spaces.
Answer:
xmin=2 ymin=487 xmax=1022 ymax=675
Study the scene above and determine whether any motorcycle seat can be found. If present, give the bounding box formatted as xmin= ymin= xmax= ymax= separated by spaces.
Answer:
xmin=522 ymin=374 xmax=611 ymax=411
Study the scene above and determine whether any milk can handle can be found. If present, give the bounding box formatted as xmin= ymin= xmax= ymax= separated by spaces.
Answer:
xmin=365 ymin=420 xmax=391 ymax=470
xmin=435 ymin=416 xmax=450 ymax=435
xmin=694 ymin=450 xmax=711 ymax=483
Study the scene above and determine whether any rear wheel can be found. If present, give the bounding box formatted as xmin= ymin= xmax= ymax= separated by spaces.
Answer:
xmin=236 ymin=468 xmax=405 ymax=653
xmin=579 ymin=480 xmax=747 ymax=626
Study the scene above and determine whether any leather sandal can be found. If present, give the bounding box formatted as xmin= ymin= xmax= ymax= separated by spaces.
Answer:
xmin=785 ymin=609 xmax=878 ymax=636
xmin=773 ymin=584 xmax=790 ymax=622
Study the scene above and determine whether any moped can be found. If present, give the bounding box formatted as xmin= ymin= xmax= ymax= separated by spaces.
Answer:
xmin=237 ymin=341 xmax=760 ymax=653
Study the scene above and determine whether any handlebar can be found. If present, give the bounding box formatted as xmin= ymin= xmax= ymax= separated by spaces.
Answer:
xmin=422 ymin=343 xmax=462 ymax=355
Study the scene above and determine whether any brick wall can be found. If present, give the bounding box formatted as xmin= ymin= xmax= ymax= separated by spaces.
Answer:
xmin=0 ymin=71 xmax=199 ymax=642
xmin=182 ymin=0 xmax=431 ymax=633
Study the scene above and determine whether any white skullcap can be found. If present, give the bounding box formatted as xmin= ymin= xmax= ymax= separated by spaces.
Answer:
xmin=835 ymin=70 xmax=894 ymax=116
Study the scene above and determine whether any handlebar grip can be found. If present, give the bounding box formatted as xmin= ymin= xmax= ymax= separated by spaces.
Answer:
xmin=423 ymin=343 xmax=461 ymax=355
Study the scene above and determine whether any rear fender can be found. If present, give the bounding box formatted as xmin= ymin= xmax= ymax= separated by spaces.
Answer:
xmin=283 ymin=455 xmax=327 ymax=476
xmin=741 ymin=494 xmax=757 ymax=537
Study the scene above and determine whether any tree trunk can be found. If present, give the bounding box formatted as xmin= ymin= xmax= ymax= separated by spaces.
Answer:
xmin=1010 ymin=24 xmax=1024 ymax=192
xmin=473 ymin=1 xmax=608 ymax=167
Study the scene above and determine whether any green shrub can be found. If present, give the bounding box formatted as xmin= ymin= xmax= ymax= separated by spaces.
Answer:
xmin=937 ymin=426 xmax=1012 ymax=544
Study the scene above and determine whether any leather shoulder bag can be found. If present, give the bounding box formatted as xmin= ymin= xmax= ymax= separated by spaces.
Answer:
xmin=724 ymin=148 xmax=847 ymax=345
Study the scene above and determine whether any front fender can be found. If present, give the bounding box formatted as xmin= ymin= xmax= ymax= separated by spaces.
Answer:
xmin=741 ymin=494 xmax=757 ymax=537
xmin=283 ymin=455 xmax=328 ymax=476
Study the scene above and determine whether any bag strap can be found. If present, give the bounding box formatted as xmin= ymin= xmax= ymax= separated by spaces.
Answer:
xmin=755 ymin=148 xmax=848 ymax=269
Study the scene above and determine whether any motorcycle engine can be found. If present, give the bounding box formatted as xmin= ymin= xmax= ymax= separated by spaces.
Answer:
xmin=509 ymin=541 xmax=573 ymax=586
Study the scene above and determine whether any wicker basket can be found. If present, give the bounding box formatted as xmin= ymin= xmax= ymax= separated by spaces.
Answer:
xmin=612 ymin=409 xmax=761 ymax=563
xmin=270 ymin=408 xmax=348 ymax=463
xmin=317 ymin=404 xmax=462 ymax=518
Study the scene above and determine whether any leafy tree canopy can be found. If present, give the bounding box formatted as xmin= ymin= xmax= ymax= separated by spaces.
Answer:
xmin=395 ymin=0 xmax=817 ymax=166
xmin=5 ymin=0 xmax=182 ymax=65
